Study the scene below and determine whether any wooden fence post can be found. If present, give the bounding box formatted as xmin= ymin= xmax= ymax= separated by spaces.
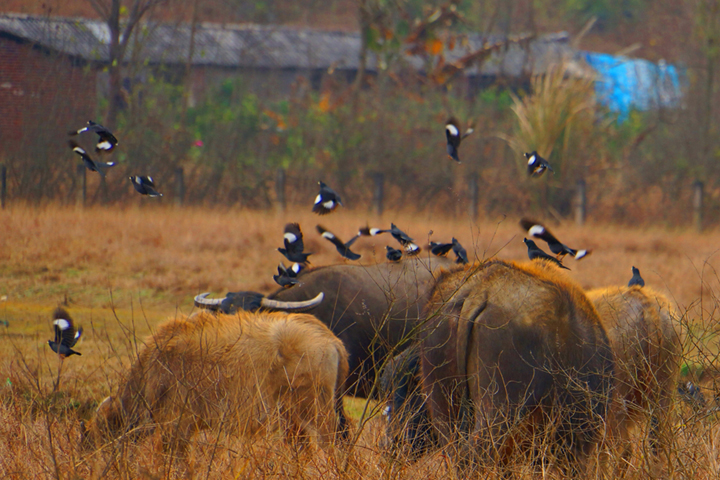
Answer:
xmin=574 ymin=178 xmax=586 ymax=226
xmin=100 ymin=175 xmax=108 ymax=204
xmin=468 ymin=172 xmax=478 ymax=219
xmin=175 ymin=167 xmax=185 ymax=206
xmin=1 ymin=165 xmax=6 ymax=209
xmin=77 ymin=165 xmax=86 ymax=207
xmin=276 ymin=168 xmax=286 ymax=212
xmin=372 ymin=172 xmax=384 ymax=216
xmin=693 ymin=180 xmax=704 ymax=233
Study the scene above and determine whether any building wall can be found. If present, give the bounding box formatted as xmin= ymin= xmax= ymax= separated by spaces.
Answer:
xmin=0 ymin=35 xmax=97 ymax=158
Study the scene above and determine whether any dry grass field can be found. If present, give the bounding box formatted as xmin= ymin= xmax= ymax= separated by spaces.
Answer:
xmin=1 ymin=205 xmax=720 ymax=479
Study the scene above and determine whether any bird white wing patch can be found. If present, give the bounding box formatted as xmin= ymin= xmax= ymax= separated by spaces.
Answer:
xmin=446 ymin=124 xmax=459 ymax=136
xmin=97 ymin=141 xmax=112 ymax=150
xmin=314 ymin=194 xmax=322 ymax=205
xmin=527 ymin=154 xmax=536 ymax=165
xmin=322 ymin=200 xmax=335 ymax=209
xmin=284 ymin=233 xmax=298 ymax=243
xmin=528 ymin=225 xmax=545 ymax=237
xmin=405 ymin=243 xmax=420 ymax=253
xmin=382 ymin=405 xmax=391 ymax=417
xmin=322 ymin=232 xmax=335 ymax=240
xmin=53 ymin=319 xmax=70 ymax=330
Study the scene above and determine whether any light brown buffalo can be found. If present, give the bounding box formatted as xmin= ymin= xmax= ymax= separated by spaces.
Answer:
xmin=421 ymin=259 xmax=614 ymax=473
xmin=83 ymin=310 xmax=349 ymax=450
xmin=587 ymin=285 xmax=680 ymax=461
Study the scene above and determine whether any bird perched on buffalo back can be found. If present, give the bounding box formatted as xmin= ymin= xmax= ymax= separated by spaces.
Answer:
xmin=524 ymin=151 xmax=554 ymax=177
xmin=445 ymin=117 xmax=474 ymax=163
xmin=278 ymin=223 xmax=312 ymax=264
xmin=429 ymin=241 xmax=453 ymax=257
xmin=452 ymin=237 xmax=468 ymax=264
xmin=519 ymin=218 xmax=592 ymax=261
xmin=69 ymin=141 xmax=116 ymax=177
xmin=628 ymin=266 xmax=645 ymax=287
xmin=313 ymin=181 xmax=343 ymax=215
xmin=273 ymin=262 xmax=303 ymax=288
xmin=47 ymin=307 xmax=82 ymax=358
xmin=523 ymin=238 xmax=569 ymax=270
xmin=68 ymin=120 xmax=118 ymax=153
xmin=129 ymin=176 xmax=163 ymax=197
xmin=386 ymin=246 xmax=403 ymax=262
xmin=316 ymin=225 xmax=362 ymax=260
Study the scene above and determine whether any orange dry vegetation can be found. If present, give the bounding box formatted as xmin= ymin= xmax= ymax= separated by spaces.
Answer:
xmin=0 ymin=205 xmax=719 ymax=478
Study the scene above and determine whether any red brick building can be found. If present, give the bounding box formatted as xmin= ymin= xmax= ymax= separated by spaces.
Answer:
xmin=0 ymin=26 xmax=97 ymax=158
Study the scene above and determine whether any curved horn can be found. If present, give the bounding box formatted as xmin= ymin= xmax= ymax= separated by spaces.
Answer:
xmin=194 ymin=293 xmax=224 ymax=307
xmin=260 ymin=292 xmax=324 ymax=310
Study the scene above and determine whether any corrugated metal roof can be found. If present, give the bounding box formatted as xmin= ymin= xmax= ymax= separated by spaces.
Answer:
xmin=0 ymin=13 xmax=572 ymax=75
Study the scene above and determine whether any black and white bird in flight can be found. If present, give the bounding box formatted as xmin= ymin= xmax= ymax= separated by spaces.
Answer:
xmin=129 ymin=176 xmax=163 ymax=197
xmin=523 ymin=238 xmax=570 ymax=270
xmin=445 ymin=117 xmax=474 ymax=163
xmin=278 ymin=223 xmax=312 ymax=264
xmin=628 ymin=266 xmax=645 ymax=287
xmin=387 ymin=223 xmax=420 ymax=255
xmin=386 ymin=246 xmax=403 ymax=262
xmin=358 ymin=225 xmax=384 ymax=237
xmin=68 ymin=120 xmax=118 ymax=153
xmin=359 ymin=223 xmax=420 ymax=254
xmin=388 ymin=223 xmax=413 ymax=246
xmin=524 ymin=151 xmax=554 ymax=177
xmin=273 ymin=262 xmax=303 ymax=288
xmin=69 ymin=141 xmax=116 ymax=176
xmin=452 ymin=237 xmax=468 ymax=264
xmin=47 ymin=307 xmax=82 ymax=358
xmin=312 ymin=181 xmax=343 ymax=215
xmin=316 ymin=225 xmax=361 ymax=260
xmin=520 ymin=219 xmax=591 ymax=260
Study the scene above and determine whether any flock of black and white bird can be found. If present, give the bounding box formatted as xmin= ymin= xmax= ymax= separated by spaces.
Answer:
xmin=67 ymin=120 xmax=163 ymax=197
xmin=271 ymin=180 xmax=457 ymax=288
xmin=48 ymin=117 xmax=647 ymax=356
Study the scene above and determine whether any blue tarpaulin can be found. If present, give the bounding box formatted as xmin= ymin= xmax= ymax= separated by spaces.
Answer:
xmin=584 ymin=52 xmax=684 ymax=122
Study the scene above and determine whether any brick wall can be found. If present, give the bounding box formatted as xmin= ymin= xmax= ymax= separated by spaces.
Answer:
xmin=0 ymin=35 xmax=97 ymax=158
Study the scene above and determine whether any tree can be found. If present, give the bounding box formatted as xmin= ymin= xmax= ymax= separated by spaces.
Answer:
xmin=87 ymin=0 xmax=167 ymax=128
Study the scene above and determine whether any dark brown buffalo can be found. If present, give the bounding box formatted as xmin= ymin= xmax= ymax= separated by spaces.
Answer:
xmin=196 ymin=256 xmax=455 ymax=398
xmin=421 ymin=259 xmax=614 ymax=472
xmin=379 ymin=345 xmax=436 ymax=456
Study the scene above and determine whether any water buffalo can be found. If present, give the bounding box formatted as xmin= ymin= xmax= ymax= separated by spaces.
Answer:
xmin=378 ymin=345 xmax=436 ymax=457
xmin=421 ymin=260 xmax=614 ymax=473
xmin=195 ymin=256 xmax=455 ymax=398
xmin=82 ymin=310 xmax=349 ymax=451
xmin=587 ymin=285 xmax=680 ymax=465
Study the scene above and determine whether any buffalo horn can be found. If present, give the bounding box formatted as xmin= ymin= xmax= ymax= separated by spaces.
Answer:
xmin=194 ymin=292 xmax=224 ymax=307
xmin=260 ymin=292 xmax=324 ymax=310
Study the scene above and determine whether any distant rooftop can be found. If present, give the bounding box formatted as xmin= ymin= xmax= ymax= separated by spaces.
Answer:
xmin=0 ymin=13 xmax=574 ymax=76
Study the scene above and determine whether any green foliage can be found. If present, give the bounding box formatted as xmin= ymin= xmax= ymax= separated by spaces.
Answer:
xmin=562 ymin=0 xmax=648 ymax=28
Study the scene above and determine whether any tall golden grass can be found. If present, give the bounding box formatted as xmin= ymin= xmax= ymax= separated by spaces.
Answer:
xmin=1 ymin=205 xmax=719 ymax=478
xmin=500 ymin=62 xmax=598 ymax=178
